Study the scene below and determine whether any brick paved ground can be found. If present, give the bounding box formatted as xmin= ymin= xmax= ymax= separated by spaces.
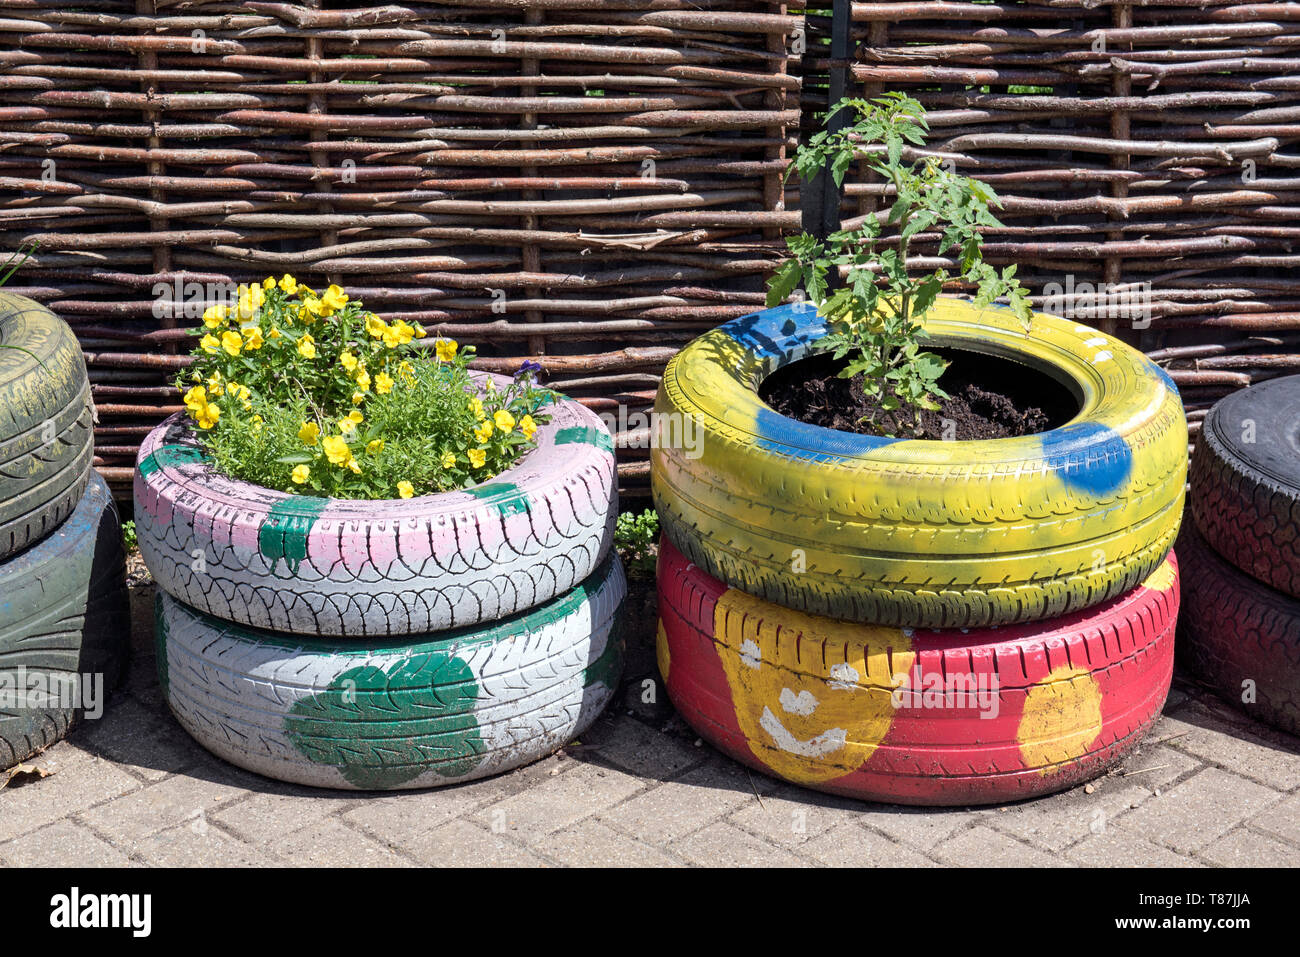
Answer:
xmin=4 ymin=576 xmax=1299 ymax=868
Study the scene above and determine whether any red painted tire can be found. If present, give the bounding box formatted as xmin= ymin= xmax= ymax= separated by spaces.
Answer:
xmin=656 ymin=537 xmax=1177 ymax=805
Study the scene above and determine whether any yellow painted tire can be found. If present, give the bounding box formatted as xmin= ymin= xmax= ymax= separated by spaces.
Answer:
xmin=651 ymin=297 xmax=1187 ymax=628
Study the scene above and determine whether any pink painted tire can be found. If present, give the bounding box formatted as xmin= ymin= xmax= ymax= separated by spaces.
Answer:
xmin=656 ymin=537 xmax=1177 ymax=805
xmin=134 ymin=375 xmax=616 ymax=637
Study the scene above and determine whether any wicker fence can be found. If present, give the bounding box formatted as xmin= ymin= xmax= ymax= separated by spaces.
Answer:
xmin=2 ymin=1 xmax=1298 ymax=501
xmin=0 ymin=0 xmax=802 ymax=499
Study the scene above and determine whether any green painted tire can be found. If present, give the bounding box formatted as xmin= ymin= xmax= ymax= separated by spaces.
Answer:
xmin=0 ymin=293 xmax=94 ymax=561
xmin=1 ymin=473 xmax=130 ymax=769
xmin=155 ymin=556 xmax=627 ymax=790
xmin=652 ymin=298 xmax=1187 ymax=628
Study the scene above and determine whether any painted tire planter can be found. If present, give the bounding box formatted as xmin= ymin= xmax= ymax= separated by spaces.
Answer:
xmin=156 ymin=555 xmax=626 ymax=790
xmin=1178 ymin=523 xmax=1300 ymax=736
xmin=1 ymin=473 xmax=130 ymax=768
xmin=657 ymin=536 xmax=1177 ymax=805
xmin=0 ymin=293 xmax=95 ymax=561
xmin=135 ymin=376 xmax=617 ymax=637
xmin=1190 ymin=374 xmax=1300 ymax=600
xmin=652 ymin=298 xmax=1187 ymax=628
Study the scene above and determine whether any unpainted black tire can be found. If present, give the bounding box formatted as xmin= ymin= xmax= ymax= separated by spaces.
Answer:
xmin=1190 ymin=374 xmax=1300 ymax=600
xmin=0 ymin=473 xmax=130 ymax=769
xmin=1178 ymin=522 xmax=1300 ymax=736
xmin=0 ymin=293 xmax=94 ymax=561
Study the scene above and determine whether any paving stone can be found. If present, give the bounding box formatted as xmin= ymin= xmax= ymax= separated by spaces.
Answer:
xmin=264 ymin=818 xmax=413 ymax=867
xmin=0 ymin=744 xmax=141 ymax=843
xmin=933 ymin=825 xmax=1072 ymax=867
xmin=597 ymin=757 xmax=776 ymax=846
xmin=533 ymin=819 xmax=683 ymax=867
xmin=214 ymin=790 xmax=360 ymax=844
xmin=1200 ymin=827 xmax=1300 ymax=868
xmin=1249 ymin=792 xmax=1300 ymax=847
xmin=0 ymin=821 xmax=135 ymax=867
xmin=670 ymin=821 xmax=807 ymax=867
xmin=475 ymin=758 xmax=646 ymax=843
xmin=800 ymin=821 xmax=937 ymax=867
xmin=133 ymin=821 xmax=280 ymax=867
xmin=988 ymin=781 xmax=1156 ymax=852
xmin=343 ymin=783 xmax=503 ymax=847
xmin=852 ymin=805 xmax=978 ymax=851
xmin=579 ymin=715 xmax=702 ymax=780
xmin=1115 ymin=767 xmax=1283 ymax=854
xmin=79 ymin=772 xmax=251 ymax=843
xmin=69 ymin=697 xmax=200 ymax=781
xmin=1107 ymin=745 xmax=1204 ymax=792
xmin=727 ymin=786 xmax=865 ymax=847
xmin=1065 ymin=830 xmax=1203 ymax=867
xmin=1158 ymin=705 xmax=1300 ymax=790
xmin=401 ymin=818 xmax=551 ymax=867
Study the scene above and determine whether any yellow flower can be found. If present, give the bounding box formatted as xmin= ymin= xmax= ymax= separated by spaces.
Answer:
xmin=321 ymin=284 xmax=349 ymax=312
xmin=381 ymin=325 xmax=402 ymax=349
xmin=244 ymin=326 xmax=264 ymax=350
xmin=473 ymin=421 xmax=494 ymax=444
xmin=297 ymin=421 xmax=320 ymax=446
xmin=202 ymin=305 xmax=226 ymax=329
xmin=291 ymin=464 xmax=310 ymax=484
xmin=355 ymin=369 xmax=371 ymax=392
xmin=263 ymin=276 xmax=276 ymax=290
xmin=366 ymin=439 xmax=384 ymax=455
xmin=519 ymin=414 xmax=537 ymax=440
xmin=441 ymin=451 xmax=456 ymax=469
xmin=365 ymin=315 xmax=387 ymax=339
xmin=470 ymin=397 xmax=485 ymax=420
xmin=348 ymin=410 xmax=364 ymax=425
xmin=183 ymin=384 xmax=207 ymax=411
xmin=414 ymin=323 xmax=427 ymax=339
xmin=268 ymin=326 xmax=282 ymax=340
xmin=397 ymin=481 xmax=414 ymax=499
xmin=323 ymin=435 xmax=350 ymax=466
xmin=251 ymin=414 xmax=264 ymax=432
xmin=220 ymin=330 xmax=242 ymax=356
xmin=195 ymin=402 xmax=221 ymax=430
xmin=493 ymin=410 xmax=515 ymax=433
xmin=346 ymin=457 xmax=361 ymax=474
xmin=299 ymin=298 xmax=322 ymax=323
xmin=352 ymin=391 xmax=366 ymax=405
xmin=278 ymin=274 xmax=297 ymax=294
xmin=468 ymin=448 xmax=486 ymax=469
xmin=205 ymin=372 xmax=224 ymax=396
xmin=200 ymin=334 xmax=220 ymax=355
xmin=338 ymin=409 xmax=364 ymax=435
xmin=398 ymin=360 xmax=415 ymax=385
xmin=339 ymin=417 xmax=357 ymax=435
xmin=392 ymin=320 xmax=415 ymax=345
xmin=435 ymin=338 xmax=458 ymax=362
xmin=375 ymin=372 xmax=394 ymax=395
xmin=339 ymin=351 xmax=358 ymax=373
xmin=297 ymin=334 xmax=316 ymax=359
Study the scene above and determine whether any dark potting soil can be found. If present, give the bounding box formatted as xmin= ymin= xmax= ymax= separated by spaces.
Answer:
xmin=759 ymin=350 xmax=1077 ymax=441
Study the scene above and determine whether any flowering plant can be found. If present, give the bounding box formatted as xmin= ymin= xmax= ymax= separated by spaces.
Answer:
xmin=176 ymin=276 xmax=555 ymax=499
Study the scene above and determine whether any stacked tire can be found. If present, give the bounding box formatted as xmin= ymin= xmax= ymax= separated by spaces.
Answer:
xmin=0 ymin=293 xmax=129 ymax=768
xmin=136 ymin=381 xmax=626 ymax=790
xmin=1181 ymin=375 xmax=1300 ymax=736
xmin=652 ymin=299 xmax=1188 ymax=805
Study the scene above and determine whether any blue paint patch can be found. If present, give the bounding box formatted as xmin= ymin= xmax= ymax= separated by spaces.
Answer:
xmin=753 ymin=405 xmax=903 ymax=462
xmin=1041 ymin=422 xmax=1133 ymax=496
xmin=719 ymin=303 xmax=827 ymax=359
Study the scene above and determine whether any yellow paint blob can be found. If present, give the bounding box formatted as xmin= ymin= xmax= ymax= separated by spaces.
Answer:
xmin=713 ymin=588 xmax=913 ymax=784
xmin=656 ymin=619 xmax=671 ymax=683
xmin=1017 ymin=665 xmax=1104 ymax=773
xmin=1141 ymin=557 xmax=1177 ymax=594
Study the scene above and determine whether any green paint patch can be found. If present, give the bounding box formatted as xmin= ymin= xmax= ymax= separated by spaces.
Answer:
xmin=284 ymin=655 xmax=486 ymax=790
xmin=555 ymin=426 xmax=614 ymax=453
xmin=583 ymin=599 xmax=626 ymax=691
xmin=138 ymin=444 xmax=207 ymax=477
xmin=258 ymin=496 xmax=328 ymax=573
xmin=465 ymin=481 xmax=529 ymax=516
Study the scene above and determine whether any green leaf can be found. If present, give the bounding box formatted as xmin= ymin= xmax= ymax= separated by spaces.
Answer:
xmin=766 ymin=259 xmax=802 ymax=308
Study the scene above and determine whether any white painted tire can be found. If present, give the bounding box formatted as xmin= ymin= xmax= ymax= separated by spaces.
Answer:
xmin=156 ymin=556 xmax=626 ymax=790
xmin=134 ymin=375 xmax=617 ymax=637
